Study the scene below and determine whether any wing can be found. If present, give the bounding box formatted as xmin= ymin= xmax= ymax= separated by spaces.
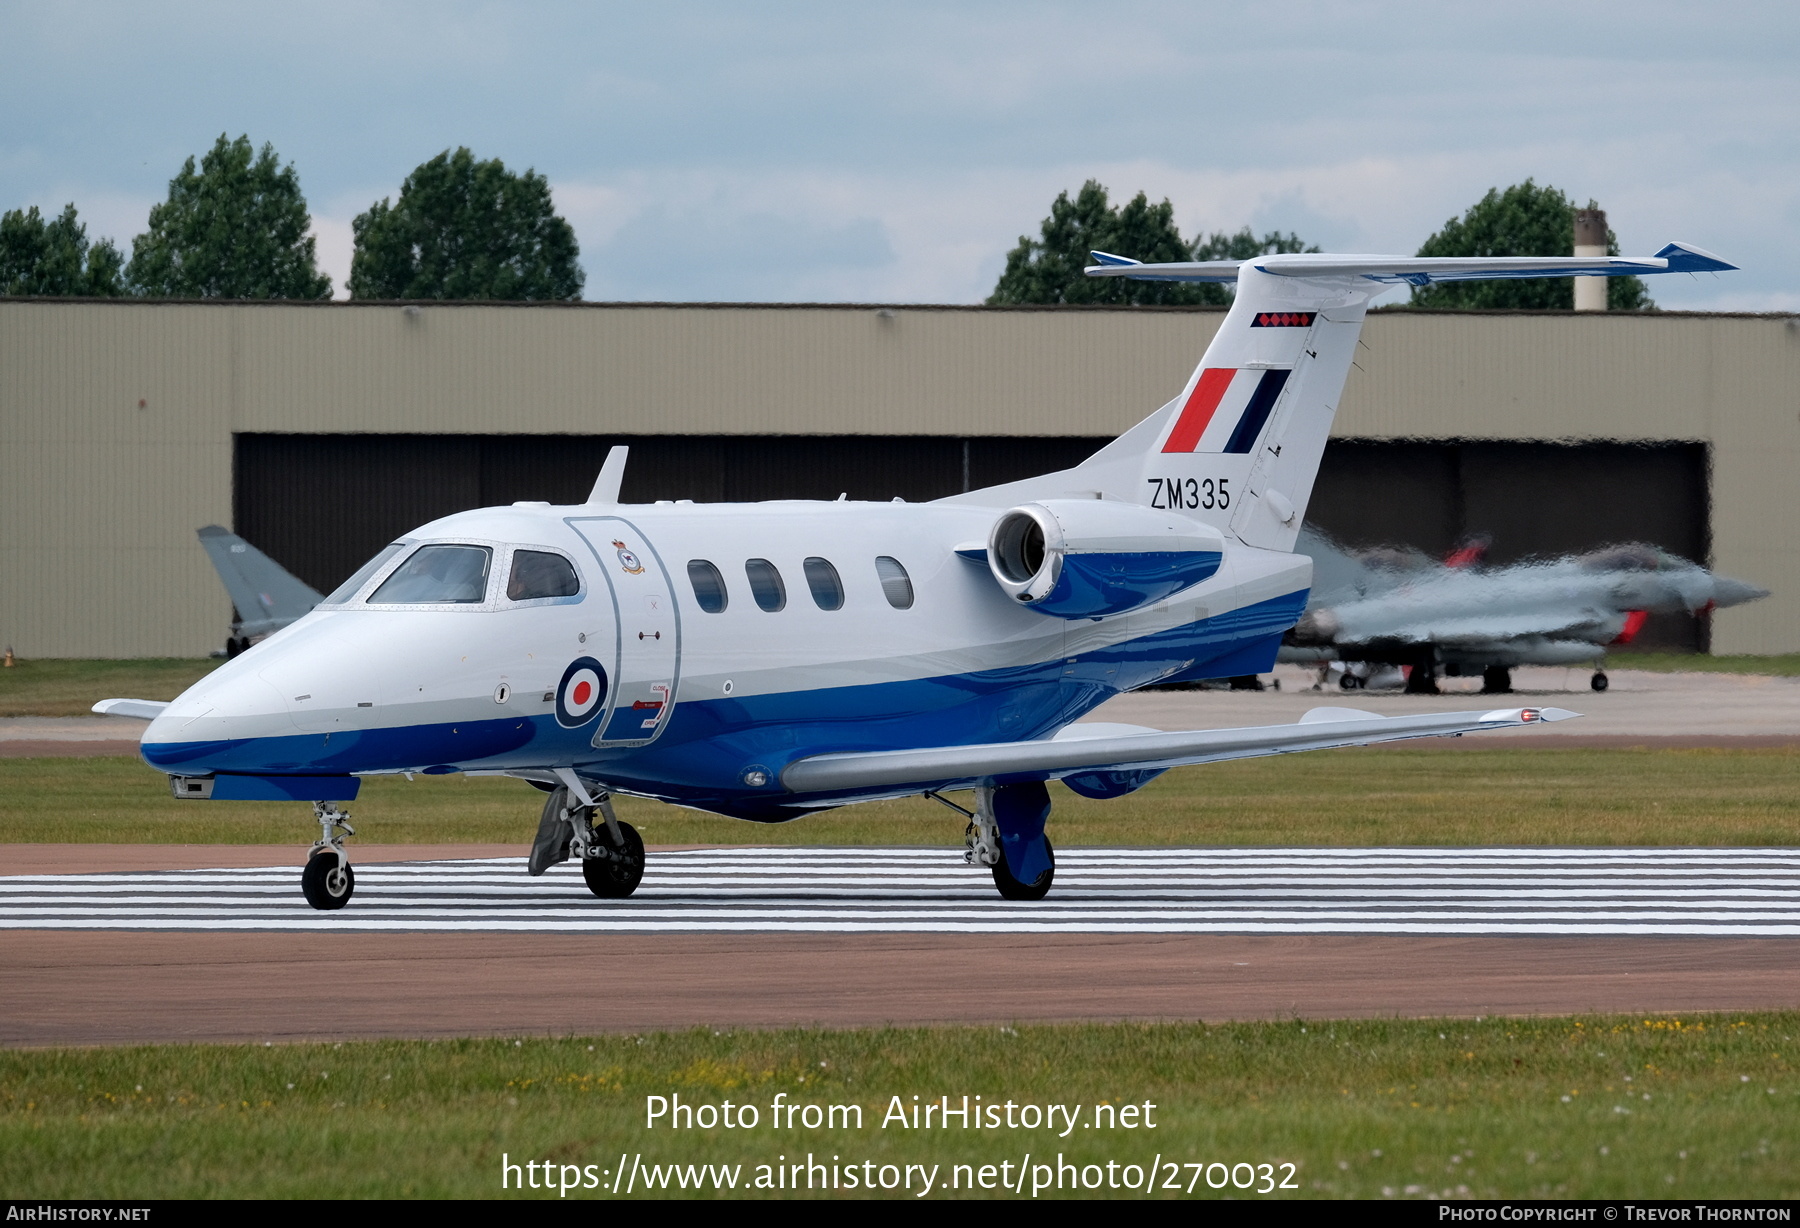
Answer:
xmin=781 ymin=704 xmax=1578 ymax=796
xmin=92 ymin=698 xmax=169 ymax=719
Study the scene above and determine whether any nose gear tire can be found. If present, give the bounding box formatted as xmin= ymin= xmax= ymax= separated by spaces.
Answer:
xmin=302 ymin=852 xmax=355 ymax=910
xmin=992 ymin=836 xmax=1054 ymax=901
xmin=582 ymin=820 xmax=645 ymax=899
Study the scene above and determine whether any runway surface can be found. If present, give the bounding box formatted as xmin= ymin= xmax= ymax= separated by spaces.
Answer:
xmin=4 ymin=846 xmax=1797 ymax=936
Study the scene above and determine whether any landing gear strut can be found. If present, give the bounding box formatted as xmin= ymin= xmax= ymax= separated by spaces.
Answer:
xmin=1404 ymin=655 xmax=1441 ymax=695
xmin=529 ymin=783 xmax=645 ymax=899
xmin=1481 ymin=665 xmax=1513 ymax=694
xmin=960 ymin=783 xmax=1055 ymax=901
xmin=301 ymin=801 xmax=356 ymax=910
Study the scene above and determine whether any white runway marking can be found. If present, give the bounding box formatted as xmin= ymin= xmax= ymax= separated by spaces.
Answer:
xmin=2 ymin=847 xmax=1797 ymax=936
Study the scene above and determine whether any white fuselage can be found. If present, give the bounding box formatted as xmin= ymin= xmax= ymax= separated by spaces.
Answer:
xmin=143 ymin=498 xmax=1309 ymax=817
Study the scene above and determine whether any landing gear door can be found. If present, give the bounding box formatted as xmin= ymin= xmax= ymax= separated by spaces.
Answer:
xmin=568 ymin=517 xmax=680 ymax=748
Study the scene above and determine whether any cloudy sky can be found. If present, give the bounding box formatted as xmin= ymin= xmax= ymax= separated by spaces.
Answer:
xmin=3 ymin=1 xmax=1795 ymax=308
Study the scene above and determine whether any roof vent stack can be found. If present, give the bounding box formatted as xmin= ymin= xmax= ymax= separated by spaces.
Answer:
xmin=1574 ymin=208 xmax=1608 ymax=311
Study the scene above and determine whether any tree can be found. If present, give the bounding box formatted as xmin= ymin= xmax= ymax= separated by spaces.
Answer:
xmin=1412 ymin=180 xmax=1653 ymax=311
xmin=1191 ymin=226 xmax=1314 ymax=263
xmin=348 ymin=148 xmax=584 ymax=300
xmin=988 ymin=180 xmax=1315 ymax=306
xmin=0 ymin=204 xmax=124 ymax=296
xmin=126 ymin=135 xmax=331 ymax=299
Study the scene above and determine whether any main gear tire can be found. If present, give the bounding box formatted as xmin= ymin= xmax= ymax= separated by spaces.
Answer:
xmin=582 ymin=821 xmax=646 ymax=899
xmin=301 ymin=851 xmax=354 ymax=911
xmin=991 ymin=836 xmax=1054 ymax=902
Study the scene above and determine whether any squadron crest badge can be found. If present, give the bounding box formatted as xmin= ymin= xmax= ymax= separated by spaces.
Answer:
xmin=612 ymin=540 xmax=645 ymax=575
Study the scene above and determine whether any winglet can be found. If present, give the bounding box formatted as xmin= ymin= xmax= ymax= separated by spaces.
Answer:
xmin=587 ymin=446 xmax=629 ymax=505
xmin=1088 ymin=250 xmax=1142 ymax=267
xmin=1653 ymin=242 xmax=1737 ymax=274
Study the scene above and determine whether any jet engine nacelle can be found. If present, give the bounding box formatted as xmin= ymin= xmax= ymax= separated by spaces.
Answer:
xmin=986 ymin=500 xmax=1225 ymax=619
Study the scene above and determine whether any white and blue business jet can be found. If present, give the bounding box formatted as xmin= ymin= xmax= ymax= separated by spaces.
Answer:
xmin=99 ymin=243 xmax=1734 ymax=909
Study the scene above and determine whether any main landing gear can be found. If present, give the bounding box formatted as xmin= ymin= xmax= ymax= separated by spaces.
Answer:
xmin=940 ymin=782 xmax=1057 ymax=901
xmin=529 ymin=783 xmax=645 ymax=899
xmin=302 ymin=802 xmax=356 ymax=910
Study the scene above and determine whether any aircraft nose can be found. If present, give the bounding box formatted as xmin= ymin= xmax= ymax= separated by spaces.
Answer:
xmin=1711 ymin=576 xmax=1771 ymax=609
xmin=139 ymin=660 xmax=297 ymax=772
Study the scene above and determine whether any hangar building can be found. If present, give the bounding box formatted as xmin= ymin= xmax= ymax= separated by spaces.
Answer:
xmin=3 ymin=299 xmax=1796 ymax=657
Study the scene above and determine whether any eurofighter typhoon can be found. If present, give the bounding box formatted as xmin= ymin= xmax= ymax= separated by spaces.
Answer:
xmin=1282 ymin=528 xmax=1768 ymax=693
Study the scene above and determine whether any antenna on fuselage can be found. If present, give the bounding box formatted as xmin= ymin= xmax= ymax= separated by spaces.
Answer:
xmin=587 ymin=446 xmax=629 ymax=505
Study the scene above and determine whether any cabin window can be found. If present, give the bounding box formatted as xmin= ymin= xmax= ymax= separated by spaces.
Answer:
xmin=687 ymin=560 xmax=728 ymax=613
xmin=803 ymin=557 xmax=844 ymax=611
xmin=875 ymin=556 xmax=914 ymax=609
xmin=507 ymin=550 xmax=580 ymax=601
xmin=744 ymin=558 xmax=786 ymax=612
xmin=368 ymin=544 xmax=492 ymax=604
xmin=324 ymin=542 xmax=405 ymax=604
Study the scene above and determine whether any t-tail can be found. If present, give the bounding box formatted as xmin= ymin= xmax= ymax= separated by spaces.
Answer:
xmin=946 ymin=242 xmax=1735 ymax=555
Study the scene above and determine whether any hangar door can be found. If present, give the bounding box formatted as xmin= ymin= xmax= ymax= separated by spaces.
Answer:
xmin=233 ymin=433 xmax=1109 ymax=598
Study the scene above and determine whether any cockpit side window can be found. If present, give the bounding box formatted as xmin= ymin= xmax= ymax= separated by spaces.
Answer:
xmin=368 ymin=545 xmax=493 ymax=604
xmin=507 ymin=550 xmax=580 ymax=601
xmin=323 ymin=542 xmax=405 ymax=605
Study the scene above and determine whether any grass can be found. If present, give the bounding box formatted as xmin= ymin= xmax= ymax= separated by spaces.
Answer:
xmin=1609 ymin=651 xmax=1800 ymax=677
xmin=4 ymin=745 xmax=1797 ymax=848
xmin=1 ymin=1015 xmax=1793 ymax=1199
xmin=0 ymin=658 xmax=221 ymax=717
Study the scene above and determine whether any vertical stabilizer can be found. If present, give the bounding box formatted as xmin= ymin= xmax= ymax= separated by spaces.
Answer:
xmin=197 ymin=526 xmax=323 ymax=641
xmin=944 ymin=264 xmax=1371 ymax=555
xmin=944 ymin=244 xmax=1732 ymax=556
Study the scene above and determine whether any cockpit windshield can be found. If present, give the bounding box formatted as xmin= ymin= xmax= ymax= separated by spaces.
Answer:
xmin=367 ymin=545 xmax=493 ymax=604
xmin=322 ymin=542 xmax=405 ymax=605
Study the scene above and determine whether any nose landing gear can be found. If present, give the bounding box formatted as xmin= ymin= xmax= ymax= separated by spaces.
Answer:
xmin=302 ymin=802 xmax=356 ymax=910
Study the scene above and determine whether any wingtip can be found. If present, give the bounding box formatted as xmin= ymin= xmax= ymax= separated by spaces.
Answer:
xmin=1478 ymin=706 xmax=1582 ymax=724
xmin=1654 ymin=242 xmax=1738 ymax=273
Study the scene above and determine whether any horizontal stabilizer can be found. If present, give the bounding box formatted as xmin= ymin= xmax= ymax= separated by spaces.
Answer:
xmin=781 ymin=705 xmax=1578 ymax=794
xmin=1085 ymin=245 xmax=1736 ymax=287
xmin=1087 ymin=250 xmax=1242 ymax=282
xmin=92 ymin=698 xmax=169 ymax=720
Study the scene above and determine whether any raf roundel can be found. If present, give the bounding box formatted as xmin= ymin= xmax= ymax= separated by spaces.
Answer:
xmin=555 ymin=657 xmax=609 ymax=728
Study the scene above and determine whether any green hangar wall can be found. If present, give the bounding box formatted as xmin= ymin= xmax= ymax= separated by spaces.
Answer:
xmin=3 ymin=299 xmax=1796 ymax=657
